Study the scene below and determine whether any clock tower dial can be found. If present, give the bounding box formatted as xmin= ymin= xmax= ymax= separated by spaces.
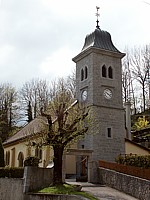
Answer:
xmin=81 ymin=90 xmax=87 ymax=101
xmin=103 ymin=88 xmax=112 ymax=99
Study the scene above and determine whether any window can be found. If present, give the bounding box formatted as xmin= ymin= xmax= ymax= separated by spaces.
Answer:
xmin=85 ymin=66 xmax=88 ymax=79
xmin=27 ymin=146 xmax=31 ymax=157
xmin=81 ymin=66 xmax=88 ymax=81
xmin=35 ymin=146 xmax=42 ymax=160
xmin=108 ymin=66 xmax=113 ymax=79
xmin=18 ymin=152 xmax=24 ymax=167
xmin=102 ymin=65 xmax=107 ymax=77
xmin=39 ymin=149 xmax=42 ymax=160
xmin=11 ymin=148 xmax=15 ymax=167
xmin=81 ymin=68 xmax=84 ymax=81
xmin=107 ymin=128 xmax=112 ymax=138
xmin=5 ymin=151 xmax=10 ymax=166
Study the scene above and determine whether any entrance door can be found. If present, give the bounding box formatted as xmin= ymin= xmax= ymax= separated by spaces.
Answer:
xmin=76 ymin=155 xmax=88 ymax=182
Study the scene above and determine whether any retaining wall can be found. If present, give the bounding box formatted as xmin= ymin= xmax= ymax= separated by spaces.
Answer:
xmin=23 ymin=166 xmax=53 ymax=193
xmin=0 ymin=167 xmax=53 ymax=200
xmin=0 ymin=178 xmax=24 ymax=200
xmin=98 ymin=167 xmax=150 ymax=200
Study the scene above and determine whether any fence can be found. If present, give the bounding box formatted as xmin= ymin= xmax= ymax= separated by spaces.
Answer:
xmin=99 ymin=160 xmax=150 ymax=180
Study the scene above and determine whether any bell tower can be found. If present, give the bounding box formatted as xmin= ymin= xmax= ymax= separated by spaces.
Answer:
xmin=72 ymin=8 xmax=126 ymax=182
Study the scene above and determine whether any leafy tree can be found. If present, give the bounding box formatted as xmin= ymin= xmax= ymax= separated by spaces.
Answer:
xmin=40 ymin=78 xmax=90 ymax=185
xmin=132 ymin=116 xmax=149 ymax=131
xmin=0 ymin=138 xmax=5 ymax=167
xmin=27 ymin=101 xmax=33 ymax=123
xmin=0 ymin=83 xmax=18 ymax=141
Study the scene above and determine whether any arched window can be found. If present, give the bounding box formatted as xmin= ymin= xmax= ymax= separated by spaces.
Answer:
xmin=35 ymin=146 xmax=38 ymax=157
xmin=5 ymin=152 xmax=7 ymax=165
xmin=6 ymin=151 xmax=10 ymax=166
xmin=81 ymin=68 xmax=84 ymax=81
xmin=35 ymin=146 xmax=42 ymax=160
xmin=18 ymin=152 xmax=24 ymax=167
xmin=7 ymin=151 xmax=10 ymax=165
xmin=108 ymin=66 xmax=113 ymax=79
xmin=39 ymin=149 xmax=42 ymax=160
xmin=85 ymin=66 xmax=88 ymax=79
xmin=102 ymin=65 xmax=107 ymax=77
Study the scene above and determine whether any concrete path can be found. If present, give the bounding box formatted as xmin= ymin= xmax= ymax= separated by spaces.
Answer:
xmin=66 ymin=180 xmax=139 ymax=200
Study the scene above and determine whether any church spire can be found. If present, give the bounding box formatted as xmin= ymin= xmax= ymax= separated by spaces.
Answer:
xmin=95 ymin=6 xmax=100 ymax=29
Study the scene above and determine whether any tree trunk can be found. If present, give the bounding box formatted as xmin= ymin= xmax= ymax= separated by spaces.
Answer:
xmin=53 ymin=145 xmax=64 ymax=185
xmin=142 ymin=83 xmax=146 ymax=111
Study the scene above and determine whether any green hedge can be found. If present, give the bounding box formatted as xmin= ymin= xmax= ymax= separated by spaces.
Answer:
xmin=0 ymin=167 xmax=24 ymax=178
xmin=115 ymin=154 xmax=150 ymax=169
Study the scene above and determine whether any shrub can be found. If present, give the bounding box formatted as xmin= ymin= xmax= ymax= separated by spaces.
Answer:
xmin=0 ymin=167 xmax=24 ymax=178
xmin=115 ymin=154 xmax=150 ymax=169
xmin=24 ymin=156 xmax=40 ymax=167
xmin=0 ymin=138 xmax=5 ymax=167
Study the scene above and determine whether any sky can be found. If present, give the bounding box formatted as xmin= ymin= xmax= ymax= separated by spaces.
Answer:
xmin=0 ymin=0 xmax=150 ymax=88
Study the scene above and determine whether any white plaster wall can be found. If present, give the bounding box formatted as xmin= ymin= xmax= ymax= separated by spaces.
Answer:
xmin=125 ymin=141 xmax=150 ymax=155
xmin=4 ymin=141 xmax=54 ymax=168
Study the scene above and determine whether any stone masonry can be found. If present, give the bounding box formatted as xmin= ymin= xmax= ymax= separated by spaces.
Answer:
xmin=73 ymin=28 xmax=125 ymax=182
xmin=99 ymin=167 xmax=150 ymax=200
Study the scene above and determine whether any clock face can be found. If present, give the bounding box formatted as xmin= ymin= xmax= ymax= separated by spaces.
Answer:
xmin=103 ymin=89 xmax=112 ymax=99
xmin=81 ymin=90 xmax=87 ymax=101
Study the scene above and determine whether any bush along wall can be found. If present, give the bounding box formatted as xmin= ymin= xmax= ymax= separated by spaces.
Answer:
xmin=0 ymin=167 xmax=24 ymax=178
xmin=24 ymin=156 xmax=40 ymax=167
xmin=115 ymin=154 xmax=150 ymax=169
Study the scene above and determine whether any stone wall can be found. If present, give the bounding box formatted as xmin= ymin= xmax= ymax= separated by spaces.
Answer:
xmin=23 ymin=166 xmax=53 ymax=193
xmin=0 ymin=178 xmax=24 ymax=200
xmin=0 ymin=167 xmax=53 ymax=200
xmin=98 ymin=167 xmax=150 ymax=200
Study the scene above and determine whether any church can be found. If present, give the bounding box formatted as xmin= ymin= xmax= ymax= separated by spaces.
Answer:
xmin=3 ymin=9 xmax=150 ymax=183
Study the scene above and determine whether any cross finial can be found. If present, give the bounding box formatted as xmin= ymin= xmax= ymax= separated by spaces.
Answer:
xmin=95 ymin=6 xmax=100 ymax=29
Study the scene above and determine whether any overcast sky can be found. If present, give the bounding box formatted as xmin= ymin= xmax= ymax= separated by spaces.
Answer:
xmin=0 ymin=0 xmax=150 ymax=87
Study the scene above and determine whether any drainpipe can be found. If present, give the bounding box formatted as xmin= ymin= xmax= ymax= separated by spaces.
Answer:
xmin=125 ymin=101 xmax=131 ymax=140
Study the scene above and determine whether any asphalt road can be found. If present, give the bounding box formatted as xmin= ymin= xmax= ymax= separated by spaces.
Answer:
xmin=66 ymin=180 xmax=139 ymax=200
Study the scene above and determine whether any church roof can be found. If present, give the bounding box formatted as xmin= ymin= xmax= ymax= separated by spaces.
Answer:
xmin=3 ymin=116 xmax=48 ymax=146
xmin=82 ymin=28 xmax=121 ymax=53
xmin=3 ymin=100 xmax=78 ymax=146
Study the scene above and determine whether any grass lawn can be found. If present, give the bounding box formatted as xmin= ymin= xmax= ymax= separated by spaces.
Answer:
xmin=38 ymin=183 xmax=99 ymax=200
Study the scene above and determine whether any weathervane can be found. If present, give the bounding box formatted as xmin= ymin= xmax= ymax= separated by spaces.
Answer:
xmin=95 ymin=6 xmax=100 ymax=29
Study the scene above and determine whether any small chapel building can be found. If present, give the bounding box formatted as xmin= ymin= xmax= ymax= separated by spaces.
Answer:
xmin=3 ymin=11 xmax=150 ymax=183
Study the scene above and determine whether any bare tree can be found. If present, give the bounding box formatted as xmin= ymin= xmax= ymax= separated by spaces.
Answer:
xmin=19 ymin=78 xmax=51 ymax=123
xmin=122 ymin=48 xmax=137 ymax=114
xmin=40 ymin=78 xmax=90 ymax=185
xmin=122 ymin=49 xmax=132 ymax=102
xmin=66 ymin=69 xmax=76 ymax=99
xmin=130 ymin=45 xmax=150 ymax=112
